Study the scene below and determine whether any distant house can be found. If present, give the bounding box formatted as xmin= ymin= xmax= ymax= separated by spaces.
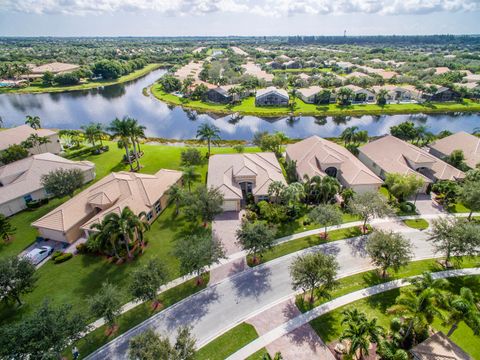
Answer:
xmin=284 ymin=60 xmax=301 ymax=69
xmin=429 ymin=131 xmax=480 ymax=169
xmin=343 ymin=84 xmax=375 ymax=103
xmin=33 ymin=169 xmax=182 ymax=243
xmin=266 ymin=61 xmax=283 ymax=70
xmin=207 ymin=153 xmax=287 ymax=211
xmin=26 ymin=62 xmax=80 ymax=79
xmin=358 ymin=135 xmax=464 ymax=192
xmin=464 ymin=73 xmax=480 ymax=83
xmin=372 ymin=85 xmax=420 ymax=103
xmin=0 ymin=125 xmax=62 ymax=155
xmin=423 ymin=86 xmax=461 ymax=102
xmin=207 ymin=86 xmax=233 ymax=104
xmin=345 ymin=71 xmax=370 ymax=79
xmin=297 ymin=86 xmax=323 ymax=104
xmin=255 ymin=87 xmax=289 ymax=106
xmin=286 ymin=136 xmax=383 ymax=194
xmin=0 ymin=153 xmax=95 ymax=217
xmin=410 ymin=332 xmax=471 ymax=360
xmin=336 ymin=61 xmax=355 ymax=71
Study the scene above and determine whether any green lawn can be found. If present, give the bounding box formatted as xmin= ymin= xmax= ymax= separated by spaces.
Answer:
xmin=151 ymin=86 xmax=480 ymax=117
xmin=447 ymin=202 xmax=471 ymax=214
xmin=309 ymin=275 xmax=480 ymax=360
xmin=0 ymin=64 xmax=161 ymax=94
xmin=196 ymin=322 xmax=259 ymax=360
xmin=403 ymin=218 xmax=429 ymax=230
xmin=245 ymin=348 xmax=270 ymax=360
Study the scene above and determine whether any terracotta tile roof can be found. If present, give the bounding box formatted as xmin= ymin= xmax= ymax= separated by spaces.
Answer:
xmin=429 ymin=131 xmax=480 ymax=169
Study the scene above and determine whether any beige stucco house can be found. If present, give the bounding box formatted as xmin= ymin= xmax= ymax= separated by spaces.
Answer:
xmin=429 ymin=131 xmax=480 ymax=169
xmin=207 ymin=153 xmax=287 ymax=212
xmin=286 ymin=136 xmax=383 ymax=194
xmin=358 ymin=135 xmax=465 ymax=192
xmin=297 ymin=86 xmax=323 ymax=104
xmin=32 ymin=169 xmax=182 ymax=243
xmin=26 ymin=62 xmax=80 ymax=78
xmin=0 ymin=125 xmax=62 ymax=155
xmin=255 ymin=87 xmax=289 ymax=106
xmin=0 ymin=153 xmax=95 ymax=217
xmin=410 ymin=332 xmax=471 ymax=360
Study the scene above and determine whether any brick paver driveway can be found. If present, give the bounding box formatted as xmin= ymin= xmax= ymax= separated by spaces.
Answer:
xmin=212 ymin=211 xmax=244 ymax=255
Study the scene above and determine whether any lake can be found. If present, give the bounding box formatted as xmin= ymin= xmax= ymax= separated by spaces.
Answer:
xmin=0 ymin=68 xmax=479 ymax=140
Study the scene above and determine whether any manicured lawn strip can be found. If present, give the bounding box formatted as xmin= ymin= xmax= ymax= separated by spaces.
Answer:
xmin=309 ymin=275 xmax=480 ymax=360
xmin=297 ymin=256 xmax=480 ymax=313
xmin=403 ymin=218 xmax=429 ymax=230
xmin=151 ymin=86 xmax=480 ymax=117
xmin=196 ymin=322 xmax=259 ymax=360
xmin=245 ymin=348 xmax=270 ymax=360
xmin=64 ymin=273 xmax=209 ymax=359
xmin=250 ymin=225 xmax=369 ymax=266
xmin=447 ymin=202 xmax=471 ymax=213
xmin=0 ymin=64 xmax=161 ymax=94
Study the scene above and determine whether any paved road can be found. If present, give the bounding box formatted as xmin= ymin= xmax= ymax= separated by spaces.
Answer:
xmin=86 ymin=229 xmax=435 ymax=359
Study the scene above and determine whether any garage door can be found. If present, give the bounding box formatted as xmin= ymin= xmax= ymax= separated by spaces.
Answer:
xmin=222 ymin=200 xmax=239 ymax=212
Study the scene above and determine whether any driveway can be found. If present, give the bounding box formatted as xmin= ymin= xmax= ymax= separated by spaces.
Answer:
xmin=413 ymin=194 xmax=445 ymax=216
xmin=212 ymin=211 xmax=244 ymax=256
xmin=86 ymin=229 xmax=436 ymax=359
xmin=20 ymin=239 xmax=65 ymax=269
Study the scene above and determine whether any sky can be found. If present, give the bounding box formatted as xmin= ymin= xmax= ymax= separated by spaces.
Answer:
xmin=0 ymin=0 xmax=479 ymax=36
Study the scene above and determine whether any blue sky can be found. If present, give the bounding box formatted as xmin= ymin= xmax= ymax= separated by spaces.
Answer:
xmin=0 ymin=0 xmax=479 ymax=36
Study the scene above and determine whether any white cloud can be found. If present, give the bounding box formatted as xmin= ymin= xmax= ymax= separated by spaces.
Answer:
xmin=1 ymin=0 xmax=478 ymax=16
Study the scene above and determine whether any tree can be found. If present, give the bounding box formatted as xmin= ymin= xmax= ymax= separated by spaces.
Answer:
xmin=279 ymin=182 xmax=305 ymax=214
xmin=340 ymin=126 xmax=359 ymax=146
xmin=174 ymin=326 xmax=197 ymax=360
xmin=174 ymin=232 xmax=225 ymax=284
xmin=284 ymin=159 xmax=298 ymax=183
xmin=184 ymin=186 xmax=224 ymax=226
xmin=458 ymin=179 xmax=480 ymax=220
xmin=267 ymin=180 xmax=286 ymax=204
xmin=253 ymin=131 xmax=287 ymax=158
xmin=196 ymin=123 xmax=221 ymax=157
xmin=21 ymin=133 xmax=50 ymax=150
xmin=366 ymin=230 xmax=413 ymax=278
xmin=42 ymin=71 xmax=54 ymax=86
xmin=128 ymin=328 xmax=173 ymax=360
xmin=0 ymin=256 xmax=37 ymax=306
xmin=376 ymin=88 xmax=389 ymax=106
xmin=41 ymin=168 xmax=85 ymax=198
xmin=390 ymin=121 xmax=417 ymax=141
xmin=159 ymin=74 xmax=182 ymax=93
xmin=409 ymin=271 xmax=449 ymax=296
xmin=337 ymin=87 xmax=354 ymax=106
xmin=25 ymin=115 xmax=41 ymax=129
xmin=167 ymin=184 xmax=184 ymax=215
xmin=108 ymin=116 xmax=135 ymax=171
xmin=308 ymin=204 xmax=343 ymax=238
xmin=290 ymin=252 xmax=338 ymax=303
xmin=88 ymin=282 xmax=123 ymax=331
xmin=81 ymin=122 xmax=104 ymax=147
xmin=444 ymin=287 xmax=480 ymax=337
xmin=181 ymin=147 xmax=203 ymax=166
xmin=384 ymin=173 xmax=424 ymax=202
xmin=129 ymin=259 xmax=168 ymax=310
xmin=445 ymin=149 xmax=469 ymax=171
xmin=182 ymin=165 xmax=200 ymax=192
xmin=236 ymin=220 xmax=276 ymax=264
xmin=92 ymin=59 xmax=125 ymax=79
xmin=0 ymin=144 xmax=29 ymax=164
xmin=303 ymin=175 xmax=341 ymax=205
xmin=0 ymin=300 xmax=88 ymax=360
xmin=0 ymin=214 xmax=15 ymax=242
xmin=349 ymin=191 xmax=393 ymax=231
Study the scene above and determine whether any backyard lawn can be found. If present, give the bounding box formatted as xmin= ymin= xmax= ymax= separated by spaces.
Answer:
xmin=403 ymin=218 xmax=429 ymax=230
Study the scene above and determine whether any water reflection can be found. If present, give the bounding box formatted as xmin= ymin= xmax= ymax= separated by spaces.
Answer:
xmin=0 ymin=68 xmax=479 ymax=140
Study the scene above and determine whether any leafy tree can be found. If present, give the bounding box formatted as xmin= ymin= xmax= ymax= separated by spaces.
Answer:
xmin=42 ymin=71 xmax=54 ymax=86
xmin=21 ymin=133 xmax=50 ymax=150
xmin=445 ymin=149 xmax=469 ymax=171
xmin=88 ymin=282 xmax=123 ymax=330
xmin=284 ymin=159 xmax=298 ymax=183
xmin=0 ymin=300 xmax=88 ymax=360
xmin=181 ymin=147 xmax=203 ymax=166
xmin=174 ymin=326 xmax=197 ymax=360
xmin=233 ymin=144 xmax=245 ymax=153
xmin=366 ymin=230 xmax=412 ymax=278
xmin=290 ymin=252 xmax=338 ymax=303
xmin=183 ymin=186 xmax=224 ymax=225
xmin=267 ymin=180 xmax=287 ymax=204
xmin=279 ymin=182 xmax=305 ymax=214
xmin=0 ymin=214 xmax=15 ymax=242
xmin=41 ymin=168 xmax=85 ymax=198
xmin=0 ymin=256 xmax=37 ymax=306
xmin=431 ymin=180 xmax=460 ymax=207
xmin=303 ymin=175 xmax=341 ymax=205
xmin=159 ymin=74 xmax=182 ymax=93
xmin=253 ymin=131 xmax=287 ymax=158
xmin=128 ymin=328 xmax=173 ymax=360
xmin=236 ymin=220 xmax=276 ymax=263
xmin=0 ymin=144 xmax=29 ymax=164
xmin=458 ymin=179 xmax=480 ymax=219
xmin=376 ymin=88 xmax=389 ymax=106
xmin=92 ymin=59 xmax=125 ymax=79
xmin=384 ymin=173 xmax=424 ymax=202
xmin=308 ymin=204 xmax=343 ymax=238
xmin=349 ymin=191 xmax=393 ymax=230
xmin=196 ymin=123 xmax=221 ymax=157
xmin=25 ymin=115 xmax=41 ymax=129
xmin=174 ymin=232 xmax=225 ymax=284
xmin=444 ymin=287 xmax=480 ymax=337
xmin=129 ymin=259 xmax=169 ymax=309
xmin=182 ymin=165 xmax=200 ymax=192
xmin=167 ymin=184 xmax=184 ymax=215
xmin=54 ymin=72 xmax=80 ymax=85
xmin=191 ymin=84 xmax=208 ymax=101
xmin=336 ymin=87 xmax=354 ymax=106
xmin=389 ymin=121 xmax=417 ymax=141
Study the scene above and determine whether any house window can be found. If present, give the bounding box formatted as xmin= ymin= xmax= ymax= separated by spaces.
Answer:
xmin=146 ymin=211 xmax=153 ymax=221
xmin=154 ymin=200 xmax=162 ymax=213
xmin=24 ymin=194 xmax=33 ymax=203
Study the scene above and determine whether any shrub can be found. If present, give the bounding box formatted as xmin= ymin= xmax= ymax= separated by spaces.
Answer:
xmin=76 ymin=243 xmax=89 ymax=254
xmin=51 ymin=250 xmax=63 ymax=260
xmin=257 ymin=201 xmax=288 ymax=224
xmin=180 ymin=148 xmax=203 ymax=166
xmin=53 ymin=253 xmax=73 ymax=264
xmin=26 ymin=198 xmax=48 ymax=209
xmin=399 ymin=201 xmax=416 ymax=213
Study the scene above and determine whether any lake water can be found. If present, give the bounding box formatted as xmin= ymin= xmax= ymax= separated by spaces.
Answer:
xmin=0 ymin=68 xmax=479 ymax=140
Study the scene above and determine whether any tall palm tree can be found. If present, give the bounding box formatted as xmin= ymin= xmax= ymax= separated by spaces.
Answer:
xmin=108 ymin=117 xmax=134 ymax=171
xmin=102 ymin=207 xmax=142 ymax=260
xmin=182 ymin=166 xmax=200 ymax=192
xmin=25 ymin=115 xmax=41 ymax=130
xmin=409 ymin=271 xmax=449 ymax=296
xmin=81 ymin=123 xmax=103 ymax=147
xmin=88 ymin=219 xmax=121 ymax=261
xmin=340 ymin=312 xmax=384 ymax=360
xmin=136 ymin=211 xmax=151 ymax=251
xmin=0 ymin=214 xmax=15 ymax=242
xmin=444 ymin=287 xmax=480 ymax=337
xmin=196 ymin=122 xmax=221 ymax=157
xmin=340 ymin=126 xmax=359 ymax=146
xmin=167 ymin=184 xmax=184 ymax=215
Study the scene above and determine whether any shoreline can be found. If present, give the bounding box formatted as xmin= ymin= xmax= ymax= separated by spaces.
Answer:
xmin=150 ymin=84 xmax=480 ymax=118
xmin=0 ymin=64 xmax=162 ymax=95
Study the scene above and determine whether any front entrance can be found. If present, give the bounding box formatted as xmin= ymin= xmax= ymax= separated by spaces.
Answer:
xmin=325 ymin=167 xmax=338 ymax=178
xmin=239 ymin=181 xmax=253 ymax=207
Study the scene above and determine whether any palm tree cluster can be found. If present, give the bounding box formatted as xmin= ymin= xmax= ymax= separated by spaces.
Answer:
xmin=302 ymin=174 xmax=341 ymax=205
xmin=81 ymin=122 xmax=106 ymax=147
xmin=86 ymin=207 xmax=150 ymax=262
xmin=107 ymin=116 xmax=146 ymax=171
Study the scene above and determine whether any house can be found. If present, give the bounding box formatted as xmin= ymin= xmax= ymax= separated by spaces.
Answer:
xmin=423 ymin=86 xmax=461 ymax=102
xmin=410 ymin=332 xmax=471 ymax=360
xmin=358 ymin=135 xmax=464 ymax=192
xmin=266 ymin=61 xmax=283 ymax=70
xmin=284 ymin=60 xmax=301 ymax=69
xmin=0 ymin=153 xmax=95 ymax=217
xmin=26 ymin=62 xmax=80 ymax=78
xmin=343 ymin=84 xmax=375 ymax=103
xmin=429 ymin=131 xmax=480 ymax=169
xmin=298 ymin=73 xmax=311 ymax=81
xmin=230 ymin=46 xmax=248 ymax=56
xmin=206 ymin=86 xmax=233 ymax=104
xmin=32 ymin=169 xmax=182 ymax=243
xmin=345 ymin=71 xmax=370 ymax=79
xmin=336 ymin=61 xmax=355 ymax=71
xmin=371 ymin=85 xmax=420 ymax=103
xmin=297 ymin=86 xmax=323 ymax=104
xmin=464 ymin=73 xmax=480 ymax=83
xmin=0 ymin=125 xmax=62 ymax=155
xmin=286 ymin=136 xmax=383 ymax=194
xmin=255 ymin=87 xmax=289 ymax=106
xmin=207 ymin=153 xmax=287 ymax=211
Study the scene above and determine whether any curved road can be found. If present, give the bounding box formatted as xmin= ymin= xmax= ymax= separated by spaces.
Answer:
xmin=86 ymin=229 xmax=435 ymax=359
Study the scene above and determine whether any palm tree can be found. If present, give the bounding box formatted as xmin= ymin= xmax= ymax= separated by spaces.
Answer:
xmin=409 ymin=271 xmax=449 ymax=296
xmin=306 ymin=175 xmax=341 ymax=204
xmin=88 ymin=219 xmax=121 ymax=261
xmin=108 ymin=117 xmax=134 ymax=171
xmin=340 ymin=126 xmax=359 ymax=145
xmin=444 ymin=287 xmax=480 ymax=337
xmin=81 ymin=123 xmax=104 ymax=147
xmin=25 ymin=115 xmax=41 ymax=129
xmin=103 ymin=207 xmax=141 ymax=260
xmin=376 ymin=89 xmax=389 ymax=105
xmin=337 ymin=87 xmax=354 ymax=106
xmin=167 ymin=184 xmax=184 ymax=215
xmin=182 ymin=166 xmax=200 ymax=192
xmin=136 ymin=211 xmax=151 ymax=251
xmin=0 ymin=214 xmax=15 ymax=242
xmin=196 ymin=122 xmax=221 ymax=157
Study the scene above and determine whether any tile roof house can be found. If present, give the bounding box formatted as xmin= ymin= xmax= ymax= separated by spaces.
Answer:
xmin=343 ymin=84 xmax=375 ymax=103
xmin=358 ymin=135 xmax=465 ymax=192
xmin=32 ymin=169 xmax=182 ymax=243
xmin=410 ymin=332 xmax=471 ymax=360
xmin=255 ymin=87 xmax=289 ymax=106
xmin=297 ymin=86 xmax=324 ymax=104
xmin=429 ymin=131 xmax=480 ymax=169
xmin=0 ymin=125 xmax=62 ymax=155
xmin=206 ymin=86 xmax=234 ymax=104
xmin=207 ymin=153 xmax=287 ymax=212
xmin=423 ymin=86 xmax=461 ymax=102
xmin=371 ymin=85 xmax=421 ymax=102
xmin=26 ymin=62 xmax=80 ymax=78
xmin=0 ymin=153 xmax=95 ymax=216
xmin=286 ymin=136 xmax=383 ymax=194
